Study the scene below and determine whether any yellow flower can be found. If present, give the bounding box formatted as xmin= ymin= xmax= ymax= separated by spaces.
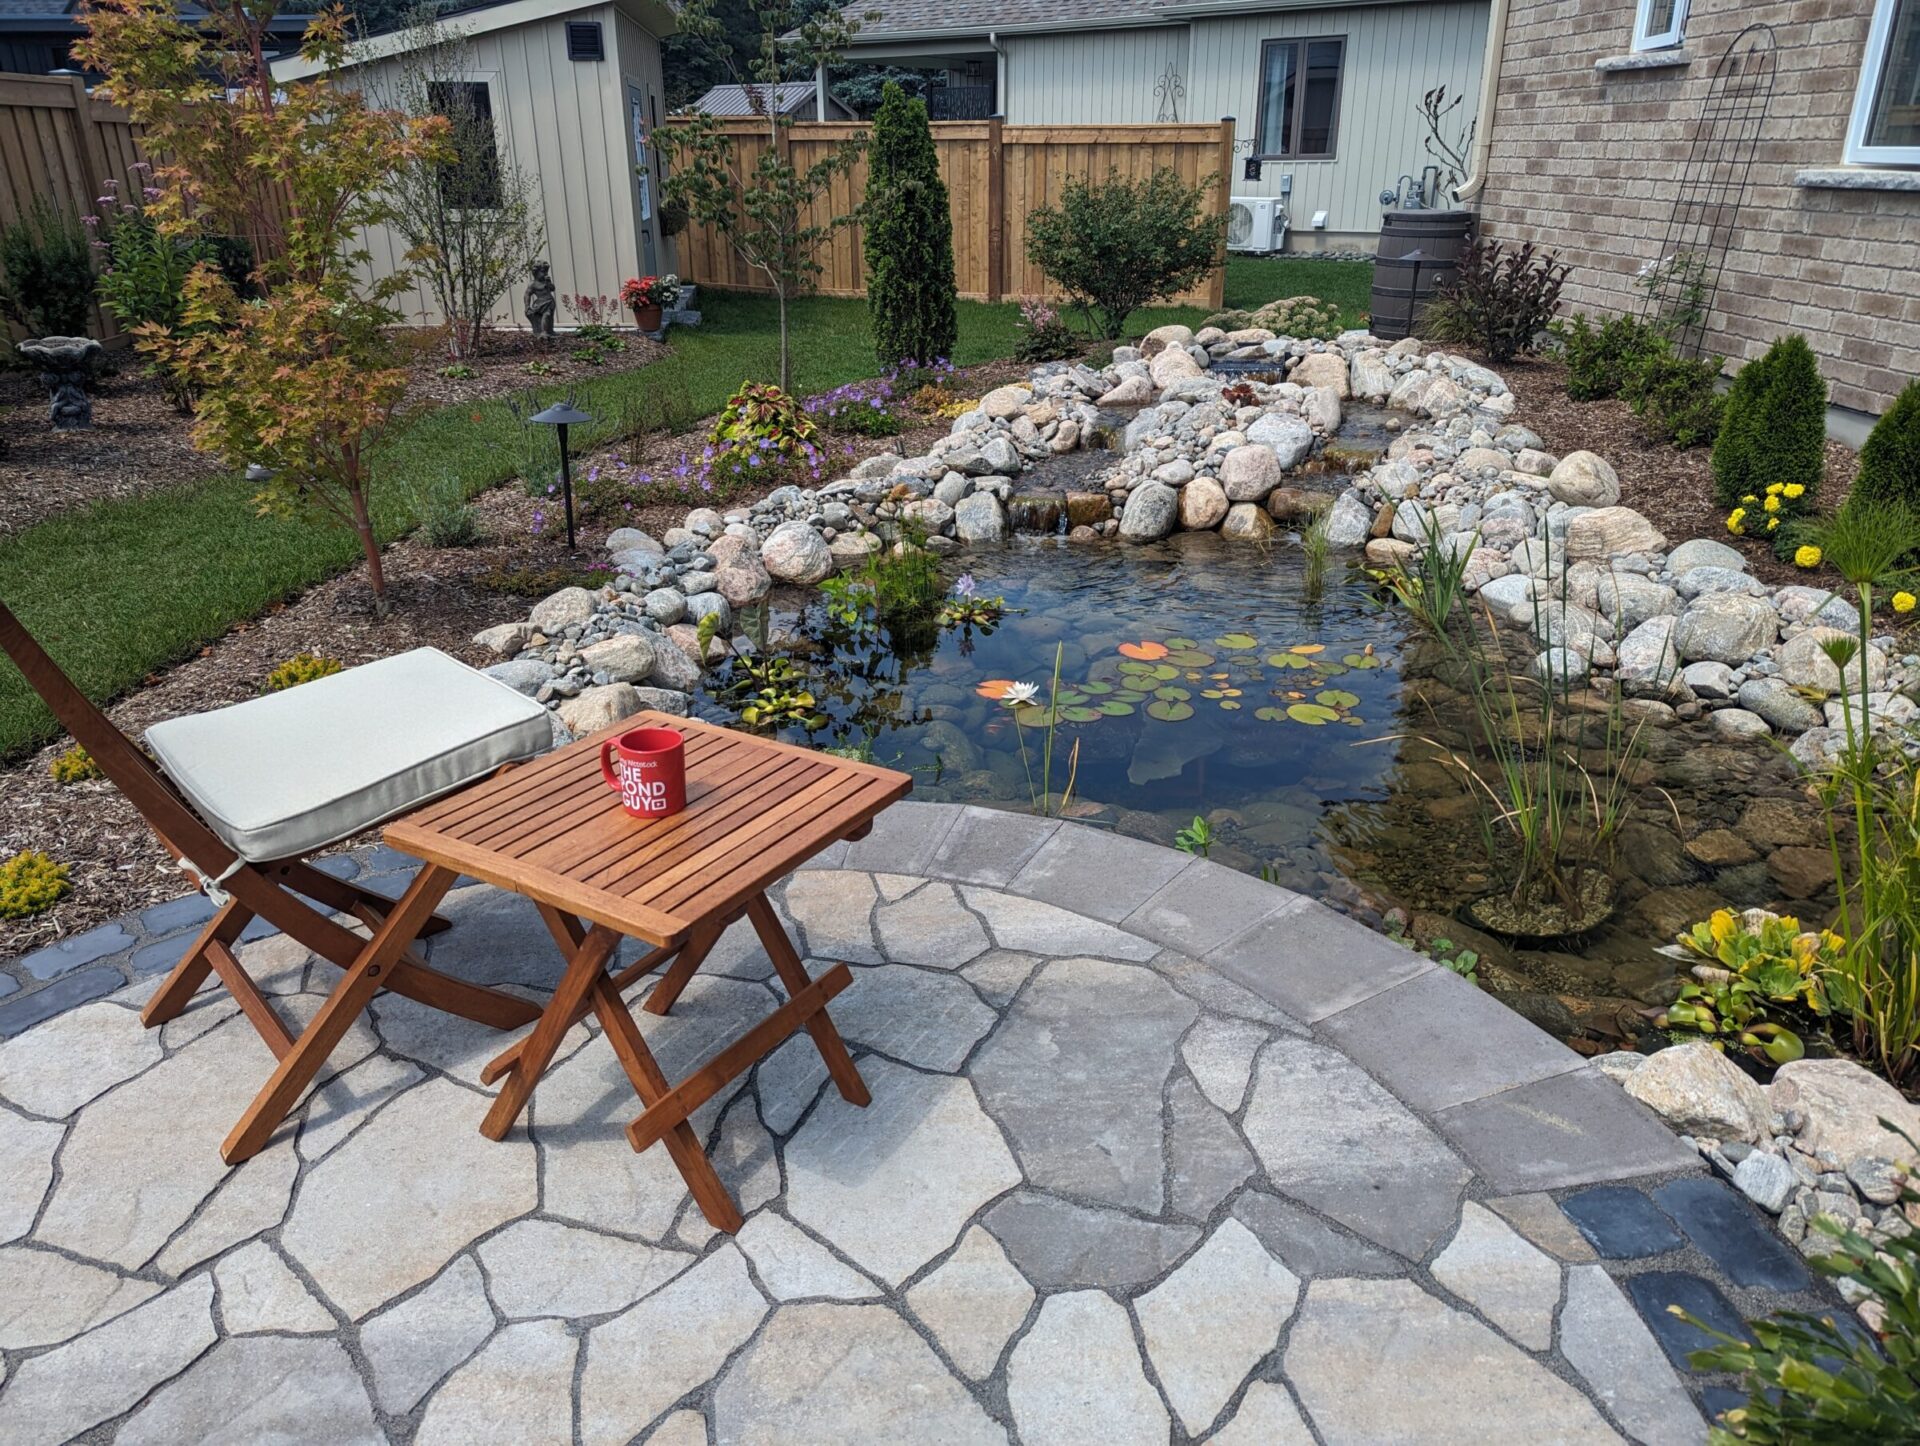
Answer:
xmin=1896 ymin=592 xmax=1916 ymax=614
xmin=1763 ymin=494 xmax=1782 ymax=513
xmin=1794 ymin=545 xmax=1822 ymax=569
xmin=1767 ymin=481 xmax=1785 ymax=494
xmin=1767 ymin=516 xmax=1780 ymax=531
xmin=1727 ymin=508 xmax=1746 ymax=535
xmin=1784 ymin=483 xmax=1805 ymax=499
xmin=1708 ymin=909 xmax=1738 ymax=945
xmin=1741 ymin=494 xmax=1759 ymax=505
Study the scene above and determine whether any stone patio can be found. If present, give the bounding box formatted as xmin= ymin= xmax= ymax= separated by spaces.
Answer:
xmin=0 ymin=803 xmax=1851 ymax=1443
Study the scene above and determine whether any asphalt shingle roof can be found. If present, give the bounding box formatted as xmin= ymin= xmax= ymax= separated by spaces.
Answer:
xmin=852 ymin=0 xmax=1159 ymax=36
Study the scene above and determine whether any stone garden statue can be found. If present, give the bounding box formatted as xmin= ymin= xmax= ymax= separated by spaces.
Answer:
xmin=525 ymin=261 xmax=556 ymax=342
xmin=19 ymin=336 xmax=103 ymax=430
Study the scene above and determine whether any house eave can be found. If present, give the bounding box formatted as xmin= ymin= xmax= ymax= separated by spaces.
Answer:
xmin=843 ymin=0 xmax=1418 ymax=47
xmin=270 ymin=0 xmax=674 ymax=81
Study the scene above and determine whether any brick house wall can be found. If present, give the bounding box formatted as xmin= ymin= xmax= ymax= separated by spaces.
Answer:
xmin=1477 ymin=0 xmax=1920 ymax=416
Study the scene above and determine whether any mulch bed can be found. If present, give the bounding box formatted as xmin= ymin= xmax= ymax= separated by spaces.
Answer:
xmin=1491 ymin=355 xmax=1860 ymax=590
xmin=0 ymin=329 xmax=663 ymax=539
xmin=0 ymin=351 xmax=1039 ymax=960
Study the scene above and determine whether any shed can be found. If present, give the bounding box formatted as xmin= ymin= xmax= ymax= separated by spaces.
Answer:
xmin=271 ymin=0 xmax=678 ymax=331
xmin=693 ymin=80 xmax=854 ymax=120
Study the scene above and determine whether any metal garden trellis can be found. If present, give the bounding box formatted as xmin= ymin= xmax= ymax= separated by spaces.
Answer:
xmin=1636 ymin=23 xmax=1778 ymax=358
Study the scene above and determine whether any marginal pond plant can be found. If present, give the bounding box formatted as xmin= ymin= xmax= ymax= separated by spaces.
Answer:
xmin=1660 ymin=908 xmax=1840 ymax=1066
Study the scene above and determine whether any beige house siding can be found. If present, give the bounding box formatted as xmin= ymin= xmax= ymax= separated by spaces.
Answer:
xmin=1180 ymin=1 xmax=1489 ymax=246
xmin=324 ymin=4 xmax=659 ymax=329
xmin=1000 ymin=27 xmax=1191 ymax=124
xmin=1477 ymin=0 xmax=1920 ymax=415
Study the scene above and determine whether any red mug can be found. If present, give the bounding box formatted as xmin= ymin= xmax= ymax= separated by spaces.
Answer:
xmin=599 ymin=726 xmax=687 ymax=819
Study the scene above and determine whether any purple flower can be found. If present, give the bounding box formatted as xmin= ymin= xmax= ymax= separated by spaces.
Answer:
xmin=954 ymin=573 xmax=977 ymax=598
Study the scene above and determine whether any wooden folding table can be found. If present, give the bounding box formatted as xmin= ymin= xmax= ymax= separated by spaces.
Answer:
xmin=384 ymin=711 xmax=912 ymax=1232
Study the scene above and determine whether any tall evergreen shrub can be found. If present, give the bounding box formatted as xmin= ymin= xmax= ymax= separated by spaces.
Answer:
xmin=1712 ymin=336 xmax=1827 ymax=506
xmin=863 ymin=81 xmax=956 ymax=374
xmin=1853 ymin=381 xmax=1920 ymax=510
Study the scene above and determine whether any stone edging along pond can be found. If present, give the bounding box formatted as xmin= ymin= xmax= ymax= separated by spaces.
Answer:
xmin=473 ymin=324 xmax=1918 ymax=763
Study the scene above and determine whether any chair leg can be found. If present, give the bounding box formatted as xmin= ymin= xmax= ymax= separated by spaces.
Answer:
xmin=222 ymin=864 xmax=456 ymax=1164
xmin=141 ymin=900 xmax=250 ymax=1029
xmin=746 ymin=892 xmax=870 ymax=1108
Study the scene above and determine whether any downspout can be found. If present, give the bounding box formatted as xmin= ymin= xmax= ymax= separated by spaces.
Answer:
xmin=816 ymin=58 xmax=828 ymax=121
xmin=989 ymin=30 xmax=1005 ymax=116
xmin=1452 ymin=0 xmax=1512 ymax=204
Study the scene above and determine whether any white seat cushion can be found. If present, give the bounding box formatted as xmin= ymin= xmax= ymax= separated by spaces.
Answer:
xmin=145 ymin=648 xmax=553 ymax=862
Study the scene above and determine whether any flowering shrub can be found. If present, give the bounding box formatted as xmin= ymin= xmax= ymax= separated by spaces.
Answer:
xmin=804 ymin=378 xmax=902 ymax=437
xmin=1727 ymin=480 xmax=1815 ymax=550
xmin=564 ymin=293 xmax=622 ymax=328
xmin=620 ymin=273 xmax=678 ymax=311
xmin=1014 ymin=295 xmax=1079 ymax=362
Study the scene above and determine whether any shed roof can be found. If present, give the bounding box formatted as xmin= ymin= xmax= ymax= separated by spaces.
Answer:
xmin=272 ymin=0 xmax=675 ymax=80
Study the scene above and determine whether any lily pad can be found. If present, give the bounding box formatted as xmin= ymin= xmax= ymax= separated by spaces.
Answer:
xmin=1316 ymin=689 xmax=1360 ymax=709
xmin=1061 ymin=706 xmax=1102 ymax=723
xmin=1266 ymin=653 xmax=1313 ymax=670
xmin=1219 ymin=700 xmax=1242 ymax=711
xmin=1289 ymin=644 xmax=1326 ymax=656
xmin=1078 ymin=680 xmax=1114 ymax=696
xmin=1254 ymin=707 xmax=1286 ymax=722
xmin=1166 ymin=637 xmax=1199 ymax=650
xmin=1146 ymin=700 xmax=1195 ymax=722
xmin=1201 ymin=689 xmax=1225 ymax=699
xmin=1166 ymin=650 xmax=1214 ymax=668
xmin=1153 ymin=686 xmax=1191 ymax=702
xmin=1118 ymin=640 xmax=1169 ymax=661
xmin=1012 ymin=705 xmax=1059 ymax=728
xmin=976 ymin=679 xmax=1017 ymax=699
xmin=1112 ymin=689 xmax=1149 ymax=703
xmin=1054 ymin=689 xmax=1087 ymax=706
xmin=1151 ymin=664 xmax=1180 ymax=681
xmin=1287 ymin=703 xmax=1341 ymax=725
xmin=1096 ymin=701 xmax=1136 ymax=716
xmin=1342 ymin=653 xmax=1383 ymax=670
xmin=1117 ymin=660 xmax=1157 ymax=676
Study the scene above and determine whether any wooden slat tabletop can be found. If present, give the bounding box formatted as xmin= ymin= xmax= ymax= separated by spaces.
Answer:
xmin=386 ymin=713 xmax=912 ymax=946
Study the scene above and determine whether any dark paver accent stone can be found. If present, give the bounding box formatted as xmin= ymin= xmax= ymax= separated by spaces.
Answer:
xmin=983 ymin=1191 xmax=1200 ymax=1290
xmin=1624 ymin=1271 xmax=1750 ymax=1370
xmin=1006 ymin=827 xmax=1190 ymax=924
xmin=0 ymin=967 xmax=123 ymax=1038
xmin=1230 ymin=1191 xmax=1401 ymax=1278
xmin=1559 ymin=1186 xmax=1685 ymax=1259
xmin=926 ymin=808 xmax=1060 ymax=887
xmin=1203 ymin=900 xmax=1432 ymax=1023
xmin=840 ymin=802 xmax=958 ymax=876
xmin=1120 ymin=859 xmax=1300 ymax=957
xmin=313 ymin=854 xmax=361 ymax=880
xmin=0 ymin=974 xmax=16 ymax=1000
xmin=1319 ymin=967 xmax=1585 ymax=1113
xmin=18 ymin=925 xmax=135 ymax=982
xmin=139 ymin=894 xmax=216 ymax=936
xmin=1653 ymin=1177 xmax=1812 ymax=1291
xmin=1699 ymin=1387 xmax=1750 ymax=1429
xmin=1432 ymin=1068 xmax=1702 ymax=1192
xmin=132 ymin=934 xmax=198 ymax=975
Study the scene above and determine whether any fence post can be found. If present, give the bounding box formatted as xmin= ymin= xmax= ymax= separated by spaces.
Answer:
xmin=985 ymin=114 xmax=1006 ymax=304
xmin=1211 ymin=115 xmax=1235 ymax=310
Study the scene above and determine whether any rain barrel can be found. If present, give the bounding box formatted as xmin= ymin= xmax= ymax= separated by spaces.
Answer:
xmin=1368 ymin=210 xmax=1475 ymax=341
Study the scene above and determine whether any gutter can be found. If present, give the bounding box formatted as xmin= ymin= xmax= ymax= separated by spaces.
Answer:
xmin=1453 ymin=0 xmax=1511 ymax=203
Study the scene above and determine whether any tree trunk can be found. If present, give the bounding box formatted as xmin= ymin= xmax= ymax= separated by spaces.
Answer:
xmin=349 ymin=487 xmax=387 ymax=602
xmin=777 ymin=286 xmax=791 ymax=392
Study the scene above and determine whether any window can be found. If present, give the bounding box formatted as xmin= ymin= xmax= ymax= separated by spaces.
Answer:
xmin=1847 ymin=0 xmax=1920 ymax=165
xmin=427 ymin=81 xmax=501 ymax=209
xmin=1254 ymin=37 xmax=1344 ymax=159
xmin=1632 ymin=0 xmax=1689 ymax=51
xmin=566 ymin=20 xmax=603 ymax=62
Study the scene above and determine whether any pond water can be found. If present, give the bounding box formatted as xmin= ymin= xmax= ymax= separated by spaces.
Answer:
xmin=701 ymin=533 xmax=1819 ymax=1053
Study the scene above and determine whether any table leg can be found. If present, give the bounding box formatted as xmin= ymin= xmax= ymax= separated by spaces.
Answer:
xmin=593 ymin=975 xmax=745 ymax=1233
xmin=479 ymin=923 xmax=621 ymax=1141
xmin=640 ymin=916 xmax=725 ymax=1017
xmin=746 ymin=892 xmax=870 ymax=1108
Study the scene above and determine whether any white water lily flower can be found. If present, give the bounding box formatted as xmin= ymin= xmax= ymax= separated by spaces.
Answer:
xmin=1002 ymin=682 xmax=1041 ymax=707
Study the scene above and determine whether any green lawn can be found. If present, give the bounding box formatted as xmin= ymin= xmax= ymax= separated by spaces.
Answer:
xmin=1222 ymin=256 xmax=1374 ymax=327
xmin=0 ymin=265 xmax=1371 ymax=759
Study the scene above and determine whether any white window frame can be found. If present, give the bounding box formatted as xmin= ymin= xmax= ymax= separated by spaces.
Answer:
xmin=1846 ymin=0 xmax=1920 ymax=166
xmin=1631 ymin=0 xmax=1689 ymax=52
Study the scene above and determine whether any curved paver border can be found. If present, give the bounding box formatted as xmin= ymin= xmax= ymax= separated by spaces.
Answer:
xmin=802 ymin=801 xmax=1702 ymax=1195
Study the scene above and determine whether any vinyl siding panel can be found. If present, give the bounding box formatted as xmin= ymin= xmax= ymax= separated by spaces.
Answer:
xmin=1001 ymin=28 xmax=1191 ymax=124
xmin=1183 ymin=1 xmax=1487 ymax=244
xmin=341 ymin=5 xmax=658 ymax=328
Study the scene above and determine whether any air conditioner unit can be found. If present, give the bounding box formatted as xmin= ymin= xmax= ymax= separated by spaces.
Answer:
xmin=1226 ymin=195 xmax=1288 ymax=254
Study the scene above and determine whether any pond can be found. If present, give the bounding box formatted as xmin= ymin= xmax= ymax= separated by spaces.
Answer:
xmin=699 ymin=533 xmax=1819 ymax=1054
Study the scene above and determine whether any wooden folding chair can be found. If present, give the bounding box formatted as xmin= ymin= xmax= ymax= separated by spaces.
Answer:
xmin=0 ymin=602 xmax=547 ymax=1163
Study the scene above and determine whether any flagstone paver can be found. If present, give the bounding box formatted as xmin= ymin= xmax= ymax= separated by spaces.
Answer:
xmin=1429 ymin=1202 xmax=1562 ymax=1350
xmin=115 ymin=1336 xmax=380 ymax=1446
xmin=358 ymin=1256 xmax=495 ymax=1416
xmin=905 ymin=1225 xmax=1036 ymax=1381
xmin=712 ymin=1302 xmax=1004 ymax=1445
xmin=972 ymin=956 xmax=1195 ymax=1211
xmin=1007 ymin=1290 xmax=1168 ymax=1446
xmin=282 ymin=1076 xmax=537 ymax=1319
xmin=0 ymin=807 xmax=1858 ymax=1440
xmin=1136 ymin=1218 xmax=1300 ymax=1435
xmin=1286 ymin=1277 xmax=1622 ymax=1444
xmin=413 ymin=1319 xmax=577 ymax=1446
xmin=211 ymin=1240 xmax=335 ymax=1335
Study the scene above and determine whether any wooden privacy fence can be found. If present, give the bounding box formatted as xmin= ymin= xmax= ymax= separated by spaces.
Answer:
xmin=0 ymin=72 xmax=149 ymax=343
xmin=672 ymin=118 xmax=1236 ymax=312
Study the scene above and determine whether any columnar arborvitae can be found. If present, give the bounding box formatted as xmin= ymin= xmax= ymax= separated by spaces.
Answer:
xmin=1712 ymin=335 xmax=1827 ymax=505
xmin=1854 ymin=380 xmax=1920 ymax=510
xmin=863 ymin=81 xmax=956 ymax=373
